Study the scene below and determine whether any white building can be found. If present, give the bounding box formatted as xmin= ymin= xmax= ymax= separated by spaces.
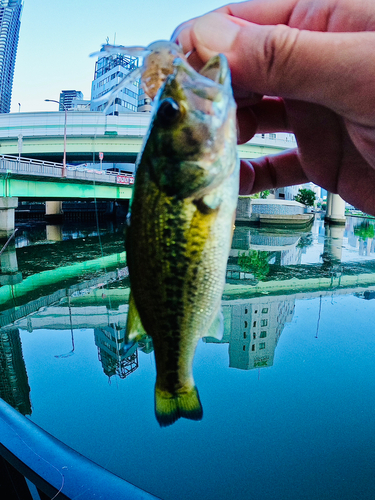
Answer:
xmin=90 ymin=48 xmax=152 ymax=115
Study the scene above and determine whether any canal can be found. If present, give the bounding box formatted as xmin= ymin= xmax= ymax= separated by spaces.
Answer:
xmin=1 ymin=216 xmax=374 ymax=499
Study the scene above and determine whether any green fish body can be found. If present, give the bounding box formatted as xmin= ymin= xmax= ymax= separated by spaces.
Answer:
xmin=126 ymin=53 xmax=239 ymax=426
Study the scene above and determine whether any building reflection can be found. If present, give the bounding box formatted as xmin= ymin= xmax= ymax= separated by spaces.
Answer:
xmin=204 ymin=297 xmax=295 ymax=371
xmin=94 ymin=323 xmax=154 ymax=379
xmin=0 ymin=329 xmax=31 ymax=415
xmin=95 ymin=325 xmax=139 ymax=379
xmin=228 ymin=298 xmax=295 ymax=370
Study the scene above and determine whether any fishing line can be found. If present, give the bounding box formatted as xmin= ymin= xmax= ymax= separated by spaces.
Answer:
xmin=315 ymin=295 xmax=322 ymax=339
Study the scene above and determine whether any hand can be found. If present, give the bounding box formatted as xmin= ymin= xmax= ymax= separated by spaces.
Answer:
xmin=173 ymin=0 xmax=375 ymax=215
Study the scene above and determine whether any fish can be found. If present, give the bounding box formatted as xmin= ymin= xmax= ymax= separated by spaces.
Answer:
xmin=124 ymin=45 xmax=239 ymax=427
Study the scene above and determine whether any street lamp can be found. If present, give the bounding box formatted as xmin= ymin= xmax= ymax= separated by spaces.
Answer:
xmin=45 ymin=99 xmax=67 ymax=177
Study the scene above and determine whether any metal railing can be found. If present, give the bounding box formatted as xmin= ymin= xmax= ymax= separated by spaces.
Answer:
xmin=0 ymin=155 xmax=122 ymax=185
xmin=0 ymin=398 xmax=159 ymax=499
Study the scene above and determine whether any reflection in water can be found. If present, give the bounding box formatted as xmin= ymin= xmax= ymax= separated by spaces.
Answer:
xmin=1 ymin=217 xmax=375 ymax=415
xmin=345 ymin=217 xmax=375 ymax=257
xmin=204 ymin=297 xmax=295 ymax=371
xmin=95 ymin=326 xmax=139 ymax=379
xmin=0 ymin=329 xmax=31 ymax=415
xmin=1 ymin=218 xmax=375 ymax=498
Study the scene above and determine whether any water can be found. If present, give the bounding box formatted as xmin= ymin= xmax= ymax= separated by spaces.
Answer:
xmin=1 ymin=216 xmax=375 ymax=499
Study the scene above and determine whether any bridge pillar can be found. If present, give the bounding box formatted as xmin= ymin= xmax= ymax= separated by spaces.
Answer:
xmin=46 ymin=225 xmax=63 ymax=241
xmin=322 ymin=224 xmax=345 ymax=265
xmin=45 ymin=201 xmax=63 ymax=216
xmin=325 ymin=192 xmax=346 ymax=224
xmin=0 ymin=197 xmax=18 ymax=237
xmin=1 ymin=241 xmax=18 ymax=273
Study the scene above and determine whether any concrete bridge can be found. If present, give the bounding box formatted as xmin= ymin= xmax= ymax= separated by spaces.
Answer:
xmin=0 ymin=154 xmax=132 ymax=235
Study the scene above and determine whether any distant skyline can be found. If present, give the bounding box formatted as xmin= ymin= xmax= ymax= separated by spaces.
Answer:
xmin=10 ymin=0 xmax=222 ymax=114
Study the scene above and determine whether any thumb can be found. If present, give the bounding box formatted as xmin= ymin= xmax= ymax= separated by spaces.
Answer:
xmin=189 ymin=12 xmax=375 ymax=124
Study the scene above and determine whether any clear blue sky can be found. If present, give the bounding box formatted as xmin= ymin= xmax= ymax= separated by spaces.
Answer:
xmin=10 ymin=0 xmax=223 ymax=113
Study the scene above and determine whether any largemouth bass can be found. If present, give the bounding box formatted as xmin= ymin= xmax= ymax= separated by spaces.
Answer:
xmin=126 ymin=49 xmax=239 ymax=426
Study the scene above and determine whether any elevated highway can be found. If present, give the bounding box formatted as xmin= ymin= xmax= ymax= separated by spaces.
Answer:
xmin=0 ymin=111 xmax=296 ymax=164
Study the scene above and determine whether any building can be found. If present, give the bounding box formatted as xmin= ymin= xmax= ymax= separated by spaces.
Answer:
xmin=59 ymin=90 xmax=83 ymax=111
xmin=90 ymin=47 xmax=152 ymax=115
xmin=0 ymin=0 xmax=22 ymax=113
xmin=70 ymin=98 xmax=91 ymax=111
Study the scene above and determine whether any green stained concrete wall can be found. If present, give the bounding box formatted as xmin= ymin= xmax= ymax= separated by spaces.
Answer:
xmin=0 ymin=251 xmax=126 ymax=307
xmin=0 ymin=177 xmax=132 ymax=199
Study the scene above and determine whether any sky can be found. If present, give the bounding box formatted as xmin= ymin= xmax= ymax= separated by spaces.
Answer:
xmin=10 ymin=0 xmax=224 ymax=113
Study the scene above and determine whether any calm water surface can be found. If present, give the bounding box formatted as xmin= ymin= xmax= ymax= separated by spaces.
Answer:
xmin=1 ymin=216 xmax=375 ymax=499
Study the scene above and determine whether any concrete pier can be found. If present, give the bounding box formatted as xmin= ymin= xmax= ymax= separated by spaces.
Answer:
xmin=0 ymin=197 xmax=18 ymax=236
xmin=45 ymin=201 xmax=63 ymax=216
xmin=325 ymin=193 xmax=346 ymax=224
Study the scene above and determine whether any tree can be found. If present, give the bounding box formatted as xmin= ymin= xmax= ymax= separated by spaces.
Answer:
xmin=238 ymin=250 xmax=270 ymax=280
xmin=260 ymin=190 xmax=270 ymax=199
xmin=354 ymin=222 xmax=375 ymax=241
xmin=294 ymin=188 xmax=316 ymax=207
xmin=251 ymin=190 xmax=270 ymax=199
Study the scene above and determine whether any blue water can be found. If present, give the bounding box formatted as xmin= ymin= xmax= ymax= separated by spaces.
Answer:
xmin=2 ymin=217 xmax=375 ymax=499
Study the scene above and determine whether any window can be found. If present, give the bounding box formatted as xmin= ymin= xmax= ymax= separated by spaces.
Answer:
xmin=253 ymin=332 xmax=256 ymax=340
xmin=253 ymin=321 xmax=256 ymax=327
xmin=243 ymin=345 xmax=246 ymax=351
xmin=261 ymin=319 xmax=268 ymax=327
xmin=262 ymin=308 xmax=268 ymax=314
xmin=251 ymin=345 xmax=255 ymax=351
xmin=254 ymin=309 xmax=258 ymax=314
xmin=260 ymin=331 xmax=267 ymax=338
xmin=244 ymin=321 xmax=247 ymax=328
xmin=259 ymin=342 xmax=266 ymax=350
xmin=269 ymin=133 xmax=276 ymax=139
xmin=244 ymin=308 xmax=248 ymax=314
xmin=243 ymin=332 xmax=247 ymax=339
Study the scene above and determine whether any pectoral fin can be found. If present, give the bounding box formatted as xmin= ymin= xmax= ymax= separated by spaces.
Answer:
xmin=126 ymin=292 xmax=147 ymax=343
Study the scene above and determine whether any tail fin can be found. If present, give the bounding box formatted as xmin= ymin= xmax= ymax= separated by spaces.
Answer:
xmin=155 ymin=386 xmax=203 ymax=427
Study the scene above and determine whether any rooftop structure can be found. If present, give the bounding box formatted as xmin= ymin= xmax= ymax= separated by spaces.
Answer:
xmin=0 ymin=0 xmax=22 ymax=113
xmin=59 ymin=90 xmax=83 ymax=111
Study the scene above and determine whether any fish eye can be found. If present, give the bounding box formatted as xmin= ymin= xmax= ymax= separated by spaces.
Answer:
xmin=157 ymin=98 xmax=181 ymax=126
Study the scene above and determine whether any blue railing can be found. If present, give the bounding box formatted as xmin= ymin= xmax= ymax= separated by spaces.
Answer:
xmin=0 ymin=398 xmax=159 ymax=499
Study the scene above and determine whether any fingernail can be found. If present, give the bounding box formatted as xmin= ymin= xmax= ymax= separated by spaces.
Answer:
xmin=195 ymin=13 xmax=240 ymax=53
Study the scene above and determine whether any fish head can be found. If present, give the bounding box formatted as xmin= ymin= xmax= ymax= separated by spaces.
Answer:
xmin=145 ymin=53 xmax=238 ymax=199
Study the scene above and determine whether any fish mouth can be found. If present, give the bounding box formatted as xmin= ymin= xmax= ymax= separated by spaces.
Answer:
xmin=172 ymin=53 xmax=232 ymax=102
xmin=198 ymin=54 xmax=230 ymax=86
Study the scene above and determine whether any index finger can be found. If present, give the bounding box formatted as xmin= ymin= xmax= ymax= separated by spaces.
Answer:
xmin=171 ymin=0 xmax=298 ymax=50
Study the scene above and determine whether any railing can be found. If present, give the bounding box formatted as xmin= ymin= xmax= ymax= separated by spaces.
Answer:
xmin=0 ymin=155 xmax=122 ymax=184
xmin=0 ymin=398 xmax=159 ymax=499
